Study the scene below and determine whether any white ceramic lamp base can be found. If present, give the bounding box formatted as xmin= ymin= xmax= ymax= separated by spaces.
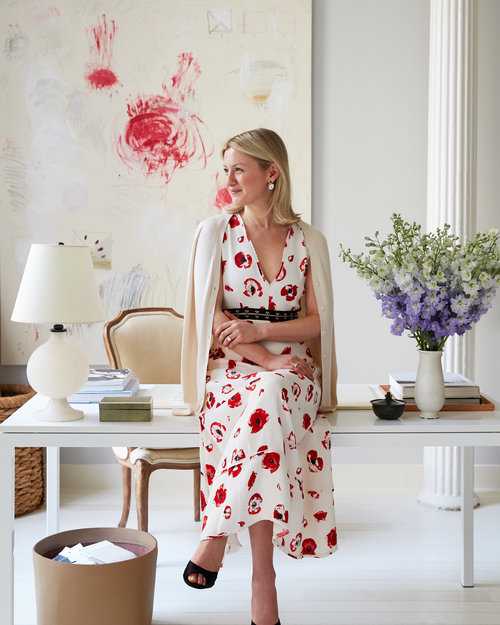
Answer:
xmin=36 ymin=397 xmax=84 ymax=422
xmin=27 ymin=327 xmax=89 ymax=423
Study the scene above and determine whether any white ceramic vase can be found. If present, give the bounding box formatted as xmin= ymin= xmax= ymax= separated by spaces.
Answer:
xmin=414 ymin=350 xmax=445 ymax=419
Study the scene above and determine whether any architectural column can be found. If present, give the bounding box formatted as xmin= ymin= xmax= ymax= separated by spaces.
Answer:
xmin=418 ymin=0 xmax=479 ymax=510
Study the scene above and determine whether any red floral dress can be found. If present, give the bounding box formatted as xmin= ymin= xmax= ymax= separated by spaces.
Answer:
xmin=199 ymin=213 xmax=338 ymax=558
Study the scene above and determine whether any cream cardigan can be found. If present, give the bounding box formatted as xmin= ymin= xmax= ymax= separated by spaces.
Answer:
xmin=180 ymin=212 xmax=338 ymax=415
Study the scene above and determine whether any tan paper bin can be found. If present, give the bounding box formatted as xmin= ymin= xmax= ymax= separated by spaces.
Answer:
xmin=33 ymin=527 xmax=157 ymax=625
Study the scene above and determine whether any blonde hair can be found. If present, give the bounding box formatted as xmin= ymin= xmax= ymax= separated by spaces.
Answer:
xmin=221 ymin=128 xmax=301 ymax=225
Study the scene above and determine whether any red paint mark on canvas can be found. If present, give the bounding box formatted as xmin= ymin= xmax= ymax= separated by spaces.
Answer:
xmin=214 ymin=172 xmax=233 ymax=209
xmin=85 ymin=15 xmax=119 ymax=90
xmin=116 ymin=52 xmax=213 ymax=183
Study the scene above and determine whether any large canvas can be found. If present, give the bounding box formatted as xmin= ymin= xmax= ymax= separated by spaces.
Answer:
xmin=0 ymin=0 xmax=312 ymax=365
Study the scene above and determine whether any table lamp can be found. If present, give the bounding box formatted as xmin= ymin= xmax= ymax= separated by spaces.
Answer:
xmin=11 ymin=244 xmax=105 ymax=422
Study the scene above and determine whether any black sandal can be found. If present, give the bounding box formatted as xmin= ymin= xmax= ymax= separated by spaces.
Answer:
xmin=251 ymin=621 xmax=280 ymax=625
xmin=182 ymin=560 xmax=219 ymax=589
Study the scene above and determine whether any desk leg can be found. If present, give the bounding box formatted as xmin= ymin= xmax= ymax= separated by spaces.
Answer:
xmin=461 ymin=446 xmax=474 ymax=587
xmin=0 ymin=437 xmax=15 ymax=625
xmin=46 ymin=447 xmax=60 ymax=535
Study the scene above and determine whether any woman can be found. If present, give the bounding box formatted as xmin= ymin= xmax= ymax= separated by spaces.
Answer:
xmin=181 ymin=128 xmax=338 ymax=625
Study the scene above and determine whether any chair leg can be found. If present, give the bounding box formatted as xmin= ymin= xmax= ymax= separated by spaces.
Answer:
xmin=193 ymin=466 xmax=201 ymax=522
xmin=118 ymin=465 xmax=132 ymax=528
xmin=135 ymin=461 xmax=152 ymax=532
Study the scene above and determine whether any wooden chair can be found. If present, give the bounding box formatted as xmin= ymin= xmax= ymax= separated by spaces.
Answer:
xmin=103 ymin=307 xmax=200 ymax=532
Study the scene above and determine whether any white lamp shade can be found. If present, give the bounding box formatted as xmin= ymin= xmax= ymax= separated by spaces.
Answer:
xmin=11 ymin=244 xmax=104 ymax=324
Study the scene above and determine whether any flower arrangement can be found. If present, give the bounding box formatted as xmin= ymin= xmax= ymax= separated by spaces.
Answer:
xmin=339 ymin=214 xmax=500 ymax=351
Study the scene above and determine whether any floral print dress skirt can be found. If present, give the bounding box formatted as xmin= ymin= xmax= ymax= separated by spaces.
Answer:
xmin=198 ymin=213 xmax=338 ymax=559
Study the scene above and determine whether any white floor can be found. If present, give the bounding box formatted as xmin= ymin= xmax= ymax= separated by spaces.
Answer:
xmin=13 ymin=484 xmax=500 ymax=625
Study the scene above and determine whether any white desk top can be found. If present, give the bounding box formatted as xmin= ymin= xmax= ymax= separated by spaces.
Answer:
xmin=1 ymin=384 xmax=499 ymax=435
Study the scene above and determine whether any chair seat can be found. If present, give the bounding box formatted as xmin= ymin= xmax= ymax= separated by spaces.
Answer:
xmin=112 ymin=446 xmax=199 ymax=466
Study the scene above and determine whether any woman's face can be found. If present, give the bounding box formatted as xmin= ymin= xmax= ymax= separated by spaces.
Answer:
xmin=223 ymin=147 xmax=275 ymax=206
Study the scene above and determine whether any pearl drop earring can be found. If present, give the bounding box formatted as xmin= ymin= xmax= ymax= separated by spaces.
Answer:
xmin=268 ymin=181 xmax=275 ymax=191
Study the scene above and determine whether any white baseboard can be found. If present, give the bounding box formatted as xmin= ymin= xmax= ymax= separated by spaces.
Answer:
xmin=61 ymin=463 xmax=500 ymax=502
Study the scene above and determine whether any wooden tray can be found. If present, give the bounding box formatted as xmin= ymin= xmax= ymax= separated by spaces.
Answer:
xmin=379 ymin=385 xmax=495 ymax=411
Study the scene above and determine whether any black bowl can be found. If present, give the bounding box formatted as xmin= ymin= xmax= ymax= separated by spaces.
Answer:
xmin=370 ymin=394 xmax=405 ymax=420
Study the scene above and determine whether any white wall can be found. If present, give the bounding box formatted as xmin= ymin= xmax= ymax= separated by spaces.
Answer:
xmin=312 ymin=0 xmax=429 ymax=464
xmin=63 ymin=0 xmax=500 ymax=465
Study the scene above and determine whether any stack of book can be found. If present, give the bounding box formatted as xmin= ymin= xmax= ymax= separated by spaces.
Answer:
xmin=388 ymin=371 xmax=481 ymax=405
xmin=99 ymin=395 xmax=152 ymax=422
xmin=69 ymin=366 xmax=139 ymax=404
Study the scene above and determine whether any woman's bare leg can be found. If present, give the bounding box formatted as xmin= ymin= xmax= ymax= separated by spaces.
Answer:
xmin=249 ymin=520 xmax=279 ymax=625
xmin=187 ymin=535 xmax=228 ymax=586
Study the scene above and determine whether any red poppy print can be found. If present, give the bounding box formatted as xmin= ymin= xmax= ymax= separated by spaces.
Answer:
xmin=276 ymin=262 xmax=286 ymax=281
xmin=281 ymin=346 xmax=292 ymax=355
xmin=273 ymin=504 xmax=289 ymax=523
xmin=231 ymin=448 xmax=246 ymax=463
xmin=210 ymin=421 xmax=226 ymax=443
xmin=204 ymin=442 xmax=213 ymax=452
xmin=202 ymin=515 xmax=208 ymax=530
xmin=205 ymin=464 xmax=215 ymax=485
xmin=200 ymin=490 xmax=207 ymax=512
xmin=321 ymin=430 xmax=331 ymax=450
xmin=228 ymin=464 xmax=242 ymax=478
xmin=302 ymin=413 xmax=312 ymax=430
xmin=232 ymin=426 xmax=241 ymax=438
xmin=307 ymin=449 xmax=324 ymax=472
xmin=292 ymin=382 xmax=301 ymax=400
xmin=205 ymin=392 xmax=215 ymax=409
xmin=223 ymin=505 xmax=232 ymax=519
xmin=307 ymin=490 xmax=320 ymax=499
xmin=262 ymin=452 xmax=280 ymax=473
xmin=247 ymin=471 xmax=257 ymax=490
xmin=281 ymin=388 xmax=289 ymax=402
xmin=299 ymin=257 xmax=308 ymax=273
xmin=248 ymin=408 xmax=269 ymax=433
xmin=306 ymin=384 xmax=314 ymax=401
xmin=301 ymin=538 xmax=317 ymax=555
xmin=288 ymin=255 xmax=294 ymax=262
xmin=248 ymin=493 xmax=263 ymax=514
xmin=228 ymin=392 xmax=242 ymax=408
xmin=280 ymin=284 xmax=298 ymax=301
xmin=327 ymin=527 xmax=338 ymax=548
xmin=198 ymin=412 xmax=205 ymax=432
xmin=235 ymin=251 xmax=253 ymax=269
xmin=314 ymin=510 xmax=327 ymax=521
xmin=289 ymin=532 xmax=302 ymax=553
xmin=225 ymin=360 xmax=241 ymax=380
xmin=214 ymin=484 xmax=227 ymax=506
xmin=243 ymin=277 xmax=263 ymax=298
xmin=287 ymin=431 xmax=297 ymax=449
xmin=221 ymin=384 xmax=233 ymax=394
xmin=268 ymin=295 xmax=277 ymax=310
xmin=229 ymin=214 xmax=239 ymax=228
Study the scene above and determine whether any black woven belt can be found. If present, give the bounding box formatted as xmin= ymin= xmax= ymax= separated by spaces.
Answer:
xmin=226 ymin=307 xmax=299 ymax=322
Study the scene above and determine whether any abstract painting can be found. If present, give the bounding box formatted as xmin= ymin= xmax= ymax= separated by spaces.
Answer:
xmin=0 ymin=0 xmax=312 ymax=364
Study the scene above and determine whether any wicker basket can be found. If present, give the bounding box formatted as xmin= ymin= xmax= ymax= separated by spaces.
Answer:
xmin=0 ymin=384 xmax=44 ymax=516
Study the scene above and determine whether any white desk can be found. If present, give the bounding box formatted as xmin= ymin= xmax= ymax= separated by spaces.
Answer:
xmin=1 ymin=385 xmax=499 ymax=625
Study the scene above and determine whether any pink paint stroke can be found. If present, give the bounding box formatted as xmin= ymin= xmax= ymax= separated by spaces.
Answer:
xmin=214 ymin=171 xmax=233 ymax=209
xmin=116 ymin=52 xmax=213 ymax=183
xmin=86 ymin=14 xmax=119 ymax=90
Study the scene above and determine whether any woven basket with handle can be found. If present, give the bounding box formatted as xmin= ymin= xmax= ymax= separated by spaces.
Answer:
xmin=0 ymin=384 xmax=44 ymax=516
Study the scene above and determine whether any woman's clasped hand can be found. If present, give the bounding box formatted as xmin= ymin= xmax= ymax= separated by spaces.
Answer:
xmin=213 ymin=310 xmax=315 ymax=381
xmin=214 ymin=310 xmax=262 ymax=347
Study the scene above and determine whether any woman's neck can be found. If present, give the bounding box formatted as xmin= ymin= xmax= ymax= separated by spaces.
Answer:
xmin=242 ymin=203 xmax=273 ymax=229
